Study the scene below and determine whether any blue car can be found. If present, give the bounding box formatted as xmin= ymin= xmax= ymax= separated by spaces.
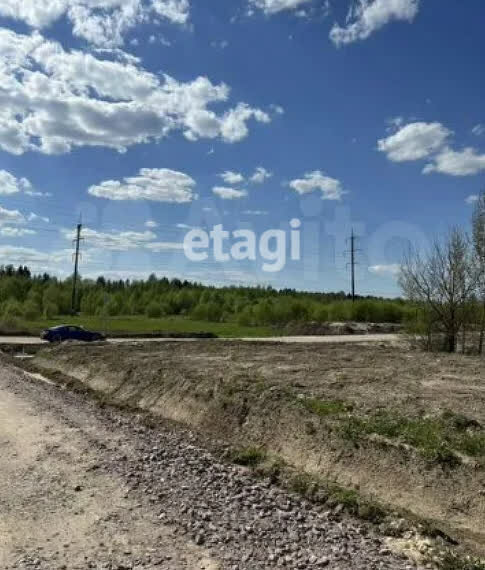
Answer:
xmin=40 ymin=325 xmax=106 ymax=343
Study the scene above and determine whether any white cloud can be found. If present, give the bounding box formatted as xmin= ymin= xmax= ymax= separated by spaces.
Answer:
xmin=472 ymin=124 xmax=485 ymax=137
xmin=0 ymin=28 xmax=276 ymax=155
xmin=0 ymin=170 xmax=34 ymax=195
xmin=243 ymin=210 xmax=268 ymax=215
xmin=219 ymin=103 xmax=272 ymax=143
xmin=423 ymin=147 xmax=485 ymax=177
xmin=0 ymin=0 xmax=190 ymax=48
xmin=88 ymin=168 xmax=197 ymax=203
xmin=289 ymin=170 xmax=345 ymax=200
xmin=0 ymin=205 xmax=26 ymax=225
xmin=212 ymin=187 xmax=248 ymax=200
xmin=0 ymin=227 xmax=36 ymax=237
xmin=63 ymin=227 xmax=157 ymax=251
xmin=28 ymin=212 xmax=50 ymax=223
xmin=368 ymin=264 xmax=401 ymax=277
xmin=377 ymin=122 xmax=451 ymax=162
xmin=465 ymin=195 xmax=479 ymax=205
xmin=151 ymin=0 xmax=189 ymax=25
xmin=0 ymin=245 xmax=77 ymax=273
xmin=219 ymin=171 xmax=245 ymax=184
xmin=145 ymin=220 xmax=159 ymax=228
xmin=250 ymin=166 xmax=272 ymax=184
xmin=249 ymin=0 xmax=313 ymax=15
xmin=145 ymin=241 xmax=184 ymax=252
xmin=330 ymin=0 xmax=419 ymax=46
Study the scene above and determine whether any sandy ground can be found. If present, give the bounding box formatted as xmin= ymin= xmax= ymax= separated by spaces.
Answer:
xmin=0 ymin=366 xmax=218 ymax=570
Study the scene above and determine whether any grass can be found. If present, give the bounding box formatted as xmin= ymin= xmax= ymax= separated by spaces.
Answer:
xmin=340 ymin=410 xmax=485 ymax=464
xmin=230 ymin=446 xmax=267 ymax=467
xmin=301 ymin=397 xmax=353 ymax=417
xmin=439 ymin=552 xmax=485 ymax=570
xmin=13 ymin=315 xmax=278 ymax=338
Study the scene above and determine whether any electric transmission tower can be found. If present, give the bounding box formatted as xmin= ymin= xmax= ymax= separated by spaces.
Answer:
xmin=71 ymin=222 xmax=83 ymax=314
xmin=345 ymin=229 xmax=362 ymax=302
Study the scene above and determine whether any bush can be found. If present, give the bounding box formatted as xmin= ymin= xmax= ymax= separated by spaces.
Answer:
xmin=3 ymin=298 xmax=23 ymax=318
xmin=43 ymin=301 xmax=58 ymax=319
xmin=313 ymin=305 xmax=329 ymax=322
xmin=146 ymin=301 xmax=162 ymax=318
xmin=0 ymin=315 xmax=19 ymax=332
xmin=23 ymin=300 xmax=40 ymax=320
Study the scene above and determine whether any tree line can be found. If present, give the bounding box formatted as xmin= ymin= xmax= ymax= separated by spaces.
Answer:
xmin=0 ymin=267 xmax=410 ymax=329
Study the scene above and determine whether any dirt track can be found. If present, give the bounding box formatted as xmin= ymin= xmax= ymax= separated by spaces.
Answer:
xmin=0 ymin=333 xmax=400 ymax=346
xmin=0 ymin=361 xmax=418 ymax=569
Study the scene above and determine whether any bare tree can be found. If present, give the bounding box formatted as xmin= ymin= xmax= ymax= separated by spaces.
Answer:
xmin=472 ymin=192 xmax=485 ymax=354
xmin=399 ymin=228 xmax=477 ymax=353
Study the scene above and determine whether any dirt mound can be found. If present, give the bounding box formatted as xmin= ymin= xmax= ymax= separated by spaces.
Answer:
xmin=32 ymin=341 xmax=485 ymax=556
xmin=286 ymin=321 xmax=402 ymax=335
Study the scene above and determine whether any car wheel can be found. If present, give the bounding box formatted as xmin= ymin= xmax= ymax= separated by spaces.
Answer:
xmin=52 ymin=334 xmax=62 ymax=343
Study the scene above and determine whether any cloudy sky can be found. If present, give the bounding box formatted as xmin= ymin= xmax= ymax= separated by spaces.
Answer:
xmin=0 ymin=0 xmax=483 ymax=295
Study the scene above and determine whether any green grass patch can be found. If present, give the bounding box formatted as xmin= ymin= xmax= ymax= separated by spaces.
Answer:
xmin=230 ymin=446 xmax=267 ymax=467
xmin=301 ymin=397 xmax=353 ymax=417
xmin=340 ymin=410 xmax=485 ymax=464
xmin=16 ymin=315 xmax=278 ymax=338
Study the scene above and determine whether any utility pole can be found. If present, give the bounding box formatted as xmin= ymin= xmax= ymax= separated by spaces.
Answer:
xmin=350 ymin=229 xmax=356 ymax=302
xmin=345 ymin=229 xmax=361 ymax=302
xmin=71 ymin=222 xmax=82 ymax=314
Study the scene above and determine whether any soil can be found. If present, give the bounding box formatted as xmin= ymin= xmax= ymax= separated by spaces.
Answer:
xmin=0 ymin=361 xmax=419 ymax=569
xmin=29 ymin=340 xmax=485 ymax=557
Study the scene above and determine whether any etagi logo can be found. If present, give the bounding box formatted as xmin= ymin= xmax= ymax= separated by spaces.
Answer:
xmin=183 ymin=219 xmax=301 ymax=272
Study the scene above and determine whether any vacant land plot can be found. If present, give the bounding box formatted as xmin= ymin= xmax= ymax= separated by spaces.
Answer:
xmin=32 ymin=340 xmax=485 ymax=557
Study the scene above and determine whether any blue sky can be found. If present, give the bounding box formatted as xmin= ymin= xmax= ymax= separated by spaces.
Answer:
xmin=0 ymin=0 xmax=483 ymax=297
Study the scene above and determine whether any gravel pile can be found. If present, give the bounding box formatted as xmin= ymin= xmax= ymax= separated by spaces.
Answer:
xmin=100 ymin=416 xmax=418 ymax=569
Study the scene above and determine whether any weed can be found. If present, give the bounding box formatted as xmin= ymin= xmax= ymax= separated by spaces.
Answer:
xmin=439 ymin=552 xmax=485 ymax=570
xmin=301 ymin=397 xmax=352 ymax=417
xmin=230 ymin=446 xmax=267 ymax=467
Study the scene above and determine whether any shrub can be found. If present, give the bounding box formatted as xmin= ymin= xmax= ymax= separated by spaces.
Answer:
xmin=43 ymin=301 xmax=58 ymax=319
xmin=146 ymin=301 xmax=162 ymax=318
xmin=23 ymin=300 xmax=40 ymax=320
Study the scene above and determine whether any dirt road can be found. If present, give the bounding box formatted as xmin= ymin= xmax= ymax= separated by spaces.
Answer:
xmin=0 ymin=333 xmax=400 ymax=346
xmin=0 ymin=362 xmax=417 ymax=569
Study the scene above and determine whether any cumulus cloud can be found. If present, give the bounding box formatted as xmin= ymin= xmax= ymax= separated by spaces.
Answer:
xmin=0 ymin=205 xmax=26 ymax=225
xmin=248 ymin=0 xmax=313 ymax=15
xmin=0 ymin=227 xmax=36 ymax=237
xmin=63 ymin=227 xmax=157 ymax=251
xmin=423 ymin=147 xmax=485 ymax=176
xmin=219 ymin=171 xmax=245 ymax=184
xmin=88 ymin=168 xmax=197 ymax=203
xmin=377 ymin=122 xmax=451 ymax=162
xmin=0 ymin=0 xmax=190 ymax=48
xmin=378 ymin=120 xmax=485 ymax=177
xmin=0 ymin=170 xmax=33 ymax=195
xmin=145 ymin=220 xmax=159 ymax=228
xmin=368 ymin=264 xmax=401 ymax=277
xmin=0 ymin=28 xmax=276 ymax=155
xmin=152 ymin=0 xmax=189 ymax=24
xmin=465 ymin=195 xmax=479 ymax=205
xmin=212 ymin=187 xmax=248 ymax=200
xmin=250 ymin=166 xmax=272 ymax=184
xmin=330 ymin=0 xmax=419 ymax=46
xmin=289 ymin=171 xmax=345 ymax=200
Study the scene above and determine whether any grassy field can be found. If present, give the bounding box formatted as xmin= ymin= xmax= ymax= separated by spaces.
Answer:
xmin=14 ymin=315 xmax=277 ymax=338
